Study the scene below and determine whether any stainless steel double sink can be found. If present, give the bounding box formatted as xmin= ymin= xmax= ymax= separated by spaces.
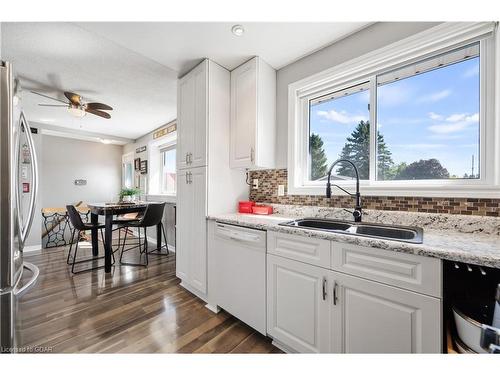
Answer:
xmin=279 ymin=218 xmax=423 ymax=244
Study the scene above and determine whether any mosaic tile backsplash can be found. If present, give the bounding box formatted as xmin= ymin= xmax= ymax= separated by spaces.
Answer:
xmin=248 ymin=169 xmax=500 ymax=217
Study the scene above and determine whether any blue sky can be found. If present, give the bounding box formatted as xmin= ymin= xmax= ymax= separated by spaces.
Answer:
xmin=310 ymin=57 xmax=480 ymax=179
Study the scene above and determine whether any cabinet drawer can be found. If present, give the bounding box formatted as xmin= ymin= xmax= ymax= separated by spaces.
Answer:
xmin=267 ymin=231 xmax=330 ymax=268
xmin=331 ymin=242 xmax=441 ymax=297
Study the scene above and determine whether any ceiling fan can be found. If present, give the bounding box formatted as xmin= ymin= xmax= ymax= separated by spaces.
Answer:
xmin=31 ymin=91 xmax=113 ymax=119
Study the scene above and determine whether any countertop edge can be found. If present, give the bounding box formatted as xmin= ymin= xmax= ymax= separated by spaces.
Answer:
xmin=207 ymin=215 xmax=500 ymax=268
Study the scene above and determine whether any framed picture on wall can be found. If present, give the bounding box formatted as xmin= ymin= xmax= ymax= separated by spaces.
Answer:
xmin=140 ymin=160 xmax=148 ymax=174
xmin=134 ymin=158 xmax=141 ymax=171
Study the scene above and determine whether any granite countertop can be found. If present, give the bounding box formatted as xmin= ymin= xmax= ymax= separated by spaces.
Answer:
xmin=207 ymin=212 xmax=500 ymax=268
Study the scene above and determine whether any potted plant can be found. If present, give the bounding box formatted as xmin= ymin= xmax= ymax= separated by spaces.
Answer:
xmin=119 ymin=188 xmax=141 ymax=203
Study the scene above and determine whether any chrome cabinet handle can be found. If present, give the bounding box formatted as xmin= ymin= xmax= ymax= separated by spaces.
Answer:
xmin=250 ymin=147 xmax=255 ymax=163
xmin=188 ymin=152 xmax=193 ymax=164
xmin=322 ymin=277 xmax=327 ymax=301
xmin=17 ymin=112 xmax=39 ymax=246
xmin=189 ymin=172 xmax=193 ymax=184
xmin=185 ymin=172 xmax=189 ymax=184
xmin=333 ymin=281 xmax=338 ymax=305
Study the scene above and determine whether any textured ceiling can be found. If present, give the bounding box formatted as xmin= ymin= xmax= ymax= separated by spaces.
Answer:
xmin=2 ymin=22 xmax=370 ymax=139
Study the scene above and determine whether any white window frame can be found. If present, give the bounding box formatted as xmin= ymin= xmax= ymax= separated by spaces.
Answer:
xmin=146 ymin=130 xmax=177 ymax=198
xmin=288 ymin=22 xmax=499 ymax=198
xmin=160 ymin=144 xmax=177 ymax=196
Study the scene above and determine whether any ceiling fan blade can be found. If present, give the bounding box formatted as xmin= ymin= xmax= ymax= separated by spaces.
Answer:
xmin=64 ymin=91 xmax=82 ymax=105
xmin=86 ymin=102 xmax=113 ymax=111
xmin=85 ymin=108 xmax=111 ymax=119
xmin=30 ymin=91 xmax=68 ymax=104
xmin=38 ymin=104 xmax=68 ymax=107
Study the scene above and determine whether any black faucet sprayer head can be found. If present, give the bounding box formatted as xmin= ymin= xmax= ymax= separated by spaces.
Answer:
xmin=326 ymin=182 xmax=331 ymax=198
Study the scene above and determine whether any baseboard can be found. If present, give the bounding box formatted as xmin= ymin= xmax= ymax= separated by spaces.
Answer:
xmin=179 ymin=281 xmax=208 ymax=303
xmin=205 ymin=303 xmax=221 ymax=314
xmin=271 ymin=339 xmax=295 ymax=353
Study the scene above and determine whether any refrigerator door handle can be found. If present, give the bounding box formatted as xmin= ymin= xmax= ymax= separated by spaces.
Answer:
xmin=13 ymin=262 xmax=39 ymax=297
xmin=16 ymin=112 xmax=39 ymax=246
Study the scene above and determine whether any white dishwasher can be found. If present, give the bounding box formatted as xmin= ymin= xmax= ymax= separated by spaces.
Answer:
xmin=212 ymin=222 xmax=267 ymax=335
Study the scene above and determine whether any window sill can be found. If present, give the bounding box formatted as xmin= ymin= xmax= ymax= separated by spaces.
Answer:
xmin=288 ymin=183 xmax=500 ymax=198
xmin=145 ymin=194 xmax=177 ymax=203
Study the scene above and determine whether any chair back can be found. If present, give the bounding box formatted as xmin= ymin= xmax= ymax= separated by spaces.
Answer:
xmin=66 ymin=205 xmax=87 ymax=231
xmin=137 ymin=202 xmax=166 ymax=227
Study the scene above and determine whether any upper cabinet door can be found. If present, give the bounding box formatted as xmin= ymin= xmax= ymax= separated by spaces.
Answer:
xmin=177 ymin=60 xmax=208 ymax=170
xmin=191 ymin=61 xmax=208 ymax=168
xmin=230 ymin=57 xmax=276 ymax=169
xmin=330 ymin=271 xmax=442 ymax=353
xmin=178 ymin=70 xmax=195 ymax=170
xmin=230 ymin=58 xmax=257 ymax=168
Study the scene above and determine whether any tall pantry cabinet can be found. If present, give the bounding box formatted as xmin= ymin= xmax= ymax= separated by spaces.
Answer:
xmin=176 ymin=59 xmax=247 ymax=300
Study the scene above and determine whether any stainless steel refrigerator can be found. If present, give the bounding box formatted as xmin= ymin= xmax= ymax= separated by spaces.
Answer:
xmin=1 ymin=60 xmax=40 ymax=353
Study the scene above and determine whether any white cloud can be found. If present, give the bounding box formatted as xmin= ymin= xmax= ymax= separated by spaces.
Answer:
xmin=445 ymin=113 xmax=467 ymax=122
xmin=417 ymin=89 xmax=452 ymax=103
xmin=377 ymin=83 xmax=412 ymax=107
xmin=463 ymin=64 xmax=479 ymax=78
xmin=427 ymin=112 xmax=479 ymax=134
xmin=428 ymin=112 xmax=443 ymax=120
xmin=316 ymin=109 xmax=367 ymax=125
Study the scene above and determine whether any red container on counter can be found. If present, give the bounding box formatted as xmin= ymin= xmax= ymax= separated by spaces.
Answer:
xmin=252 ymin=205 xmax=273 ymax=215
xmin=238 ymin=201 xmax=255 ymax=213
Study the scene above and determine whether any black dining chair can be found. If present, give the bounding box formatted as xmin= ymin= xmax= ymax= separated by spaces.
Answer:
xmin=118 ymin=202 xmax=168 ymax=267
xmin=112 ymin=212 xmax=143 ymax=251
xmin=66 ymin=205 xmax=115 ymax=274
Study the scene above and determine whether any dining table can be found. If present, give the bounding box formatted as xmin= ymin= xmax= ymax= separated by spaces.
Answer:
xmin=87 ymin=202 xmax=164 ymax=273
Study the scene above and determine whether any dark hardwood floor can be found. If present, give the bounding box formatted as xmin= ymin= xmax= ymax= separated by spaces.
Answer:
xmin=18 ymin=239 xmax=281 ymax=353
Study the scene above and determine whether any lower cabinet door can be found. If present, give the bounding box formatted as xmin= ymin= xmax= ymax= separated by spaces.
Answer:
xmin=175 ymin=170 xmax=189 ymax=281
xmin=267 ymin=254 xmax=330 ymax=353
xmin=330 ymin=271 xmax=442 ymax=353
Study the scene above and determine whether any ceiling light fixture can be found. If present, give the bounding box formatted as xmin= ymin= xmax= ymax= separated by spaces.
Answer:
xmin=231 ymin=24 xmax=245 ymax=37
xmin=67 ymin=105 xmax=86 ymax=118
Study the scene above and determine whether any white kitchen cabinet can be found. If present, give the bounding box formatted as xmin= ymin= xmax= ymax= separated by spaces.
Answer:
xmin=331 ymin=241 xmax=442 ymax=297
xmin=266 ymin=244 xmax=442 ymax=353
xmin=176 ymin=59 xmax=247 ymax=301
xmin=267 ymin=254 xmax=331 ymax=353
xmin=176 ymin=167 xmax=207 ymax=294
xmin=175 ymin=169 xmax=189 ymax=281
xmin=230 ymin=56 xmax=276 ymax=169
xmin=177 ymin=60 xmax=207 ymax=170
xmin=267 ymin=231 xmax=331 ymax=269
xmin=330 ymin=271 xmax=442 ymax=353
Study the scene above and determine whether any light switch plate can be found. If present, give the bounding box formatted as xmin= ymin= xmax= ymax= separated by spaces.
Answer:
xmin=278 ymin=185 xmax=285 ymax=196
xmin=252 ymin=179 xmax=259 ymax=189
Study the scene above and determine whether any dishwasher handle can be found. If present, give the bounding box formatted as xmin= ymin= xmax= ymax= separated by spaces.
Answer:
xmin=216 ymin=224 xmax=262 ymax=243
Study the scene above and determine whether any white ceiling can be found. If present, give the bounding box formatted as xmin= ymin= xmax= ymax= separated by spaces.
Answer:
xmin=77 ymin=22 xmax=370 ymax=74
xmin=2 ymin=22 xmax=370 ymax=140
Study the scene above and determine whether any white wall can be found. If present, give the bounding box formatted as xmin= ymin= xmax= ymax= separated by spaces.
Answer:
xmin=275 ymin=22 xmax=442 ymax=168
xmin=40 ymin=135 xmax=123 ymax=208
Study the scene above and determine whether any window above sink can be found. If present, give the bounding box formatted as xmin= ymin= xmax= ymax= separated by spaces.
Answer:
xmin=288 ymin=22 xmax=499 ymax=198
